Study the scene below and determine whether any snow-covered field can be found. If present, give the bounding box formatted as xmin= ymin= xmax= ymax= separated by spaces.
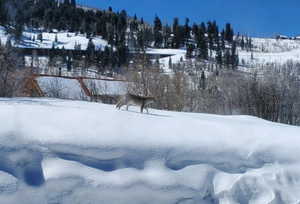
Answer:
xmin=0 ymin=98 xmax=299 ymax=203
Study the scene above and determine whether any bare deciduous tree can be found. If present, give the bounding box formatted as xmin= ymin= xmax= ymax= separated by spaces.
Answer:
xmin=0 ymin=45 xmax=28 ymax=97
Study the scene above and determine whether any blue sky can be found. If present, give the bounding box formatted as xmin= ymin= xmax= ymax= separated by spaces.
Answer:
xmin=78 ymin=0 xmax=300 ymax=37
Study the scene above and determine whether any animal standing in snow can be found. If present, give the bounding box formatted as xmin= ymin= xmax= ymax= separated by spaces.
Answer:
xmin=116 ymin=93 xmax=155 ymax=113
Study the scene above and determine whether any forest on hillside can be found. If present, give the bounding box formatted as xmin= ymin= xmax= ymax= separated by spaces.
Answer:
xmin=0 ymin=0 xmax=253 ymax=70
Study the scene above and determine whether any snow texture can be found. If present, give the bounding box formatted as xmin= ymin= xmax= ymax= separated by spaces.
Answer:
xmin=0 ymin=98 xmax=299 ymax=203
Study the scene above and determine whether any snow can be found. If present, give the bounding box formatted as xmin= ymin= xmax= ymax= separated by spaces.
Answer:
xmin=146 ymin=48 xmax=186 ymax=56
xmin=157 ymin=49 xmax=186 ymax=72
xmin=239 ymin=37 xmax=300 ymax=67
xmin=0 ymin=26 xmax=108 ymax=50
xmin=0 ymin=98 xmax=299 ymax=203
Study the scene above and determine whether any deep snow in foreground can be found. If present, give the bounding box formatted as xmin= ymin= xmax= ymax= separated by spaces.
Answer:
xmin=0 ymin=98 xmax=299 ymax=204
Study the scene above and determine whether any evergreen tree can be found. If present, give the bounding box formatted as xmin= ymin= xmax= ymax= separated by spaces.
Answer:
xmin=225 ymin=23 xmax=234 ymax=42
xmin=224 ymin=49 xmax=231 ymax=68
xmin=5 ymin=37 xmax=12 ymax=49
xmin=55 ymin=34 xmax=58 ymax=43
xmin=196 ymin=25 xmax=208 ymax=60
xmin=116 ymin=44 xmax=129 ymax=67
xmin=241 ymin=36 xmax=245 ymax=50
xmin=186 ymin=44 xmax=194 ymax=59
xmin=192 ymin=23 xmax=198 ymax=37
xmin=137 ymin=28 xmax=145 ymax=51
xmin=221 ymin=29 xmax=226 ymax=50
xmin=64 ymin=0 xmax=70 ymax=5
xmin=168 ymin=57 xmax=173 ymax=69
xmin=200 ymin=71 xmax=206 ymax=89
xmin=172 ymin=18 xmax=181 ymax=48
xmin=200 ymin=22 xmax=206 ymax=34
xmin=163 ymin=24 xmax=171 ymax=48
xmin=184 ymin=18 xmax=191 ymax=46
xmin=216 ymin=40 xmax=223 ymax=65
xmin=66 ymin=51 xmax=72 ymax=71
xmin=207 ymin=21 xmax=214 ymax=57
xmin=102 ymin=46 xmax=111 ymax=69
xmin=86 ymin=38 xmax=95 ymax=60
xmin=0 ymin=0 xmax=7 ymax=25
xmin=231 ymin=40 xmax=238 ymax=69
xmin=71 ymin=0 xmax=76 ymax=7
xmin=153 ymin=16 xmax=163 ymax=48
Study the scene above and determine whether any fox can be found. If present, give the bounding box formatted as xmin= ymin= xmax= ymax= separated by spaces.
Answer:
xmin=116 ymin=93 xmax=155 ymax=113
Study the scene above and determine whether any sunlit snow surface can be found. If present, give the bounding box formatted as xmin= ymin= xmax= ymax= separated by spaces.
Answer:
xmin=0 ymin=98 xmax=300 ymax=204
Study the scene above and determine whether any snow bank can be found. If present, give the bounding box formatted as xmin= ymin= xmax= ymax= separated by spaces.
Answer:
xmin=0 ymin=98 xmax=299 ymax=203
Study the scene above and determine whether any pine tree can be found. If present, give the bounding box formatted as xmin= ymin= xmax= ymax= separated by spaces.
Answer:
xmin=64 ymin=0 xmax=70 ymax=5
xmin=200 ymin=71 xmax=206 ymax=89
xmin=66 ymin=52 xmax=72 ymax=71
xmin=172 ymin=18 xmax=181 ymax=49
xmin=200 ymin=22 xmax=206 ymax=33
xmin=192 ymin=23 xmax=198 ymax=37
xmin=207 ymin=21 xmax=214 ymax=57
xmin=154 ymin=15 xmax=163 ymax=48
xmin=5 ymin=37 xmax=12 ymax=49
xmin=71 ymin=0 xmax=76 ymax=7
xmin=221 ymin=29 xmax=225 ymax=50
xmin=184 ymin=18 xmax=190 ymax=46
xmin=225 ymin=23 xmax=234 ymax=42
xmin=186 ymin=44 xmax=194 ymax=59
xmin=241 ymin=36 xmax=245 ymax=50
xmin=197 ymin=26 xmax=208 ymax=60
xmin=231 ymin=40 xmax=238 ymax=69
xmin=37 ymin=33 xmax=43 ymax=42
xmin=0 ymin=0 xmax=7 ymax=25
xmin=216 ymin=40 xmax=223 ymax=65
xmin=55 ymin=34 xmax=58 ymax=43
xmin=137 ymin=28 xmax=145 ymax=51
xmin=87 ymin=38 xmax=95 ymax=60
xmin=168 ymin=57 xmax=173 ymax=69
xmin=224 ymin=49 xmax=231 ymax=68
xmin=163 ymin=24 xmax=171 ymax=48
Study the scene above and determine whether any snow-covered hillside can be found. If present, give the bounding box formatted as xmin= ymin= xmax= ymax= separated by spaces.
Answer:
xmin=0 ymin=26 xmax=108 ymax=50
xmin=0 ymin=98 xmax=299 ymax=203
xmin=3 ymin=25 xmax=300 ymax=70
xmin=239 ymin=37 xmax=300 ymax=67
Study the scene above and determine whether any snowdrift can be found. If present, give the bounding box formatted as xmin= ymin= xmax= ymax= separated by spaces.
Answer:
xmin=0 ymin=98 xmax=299 ymax=204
